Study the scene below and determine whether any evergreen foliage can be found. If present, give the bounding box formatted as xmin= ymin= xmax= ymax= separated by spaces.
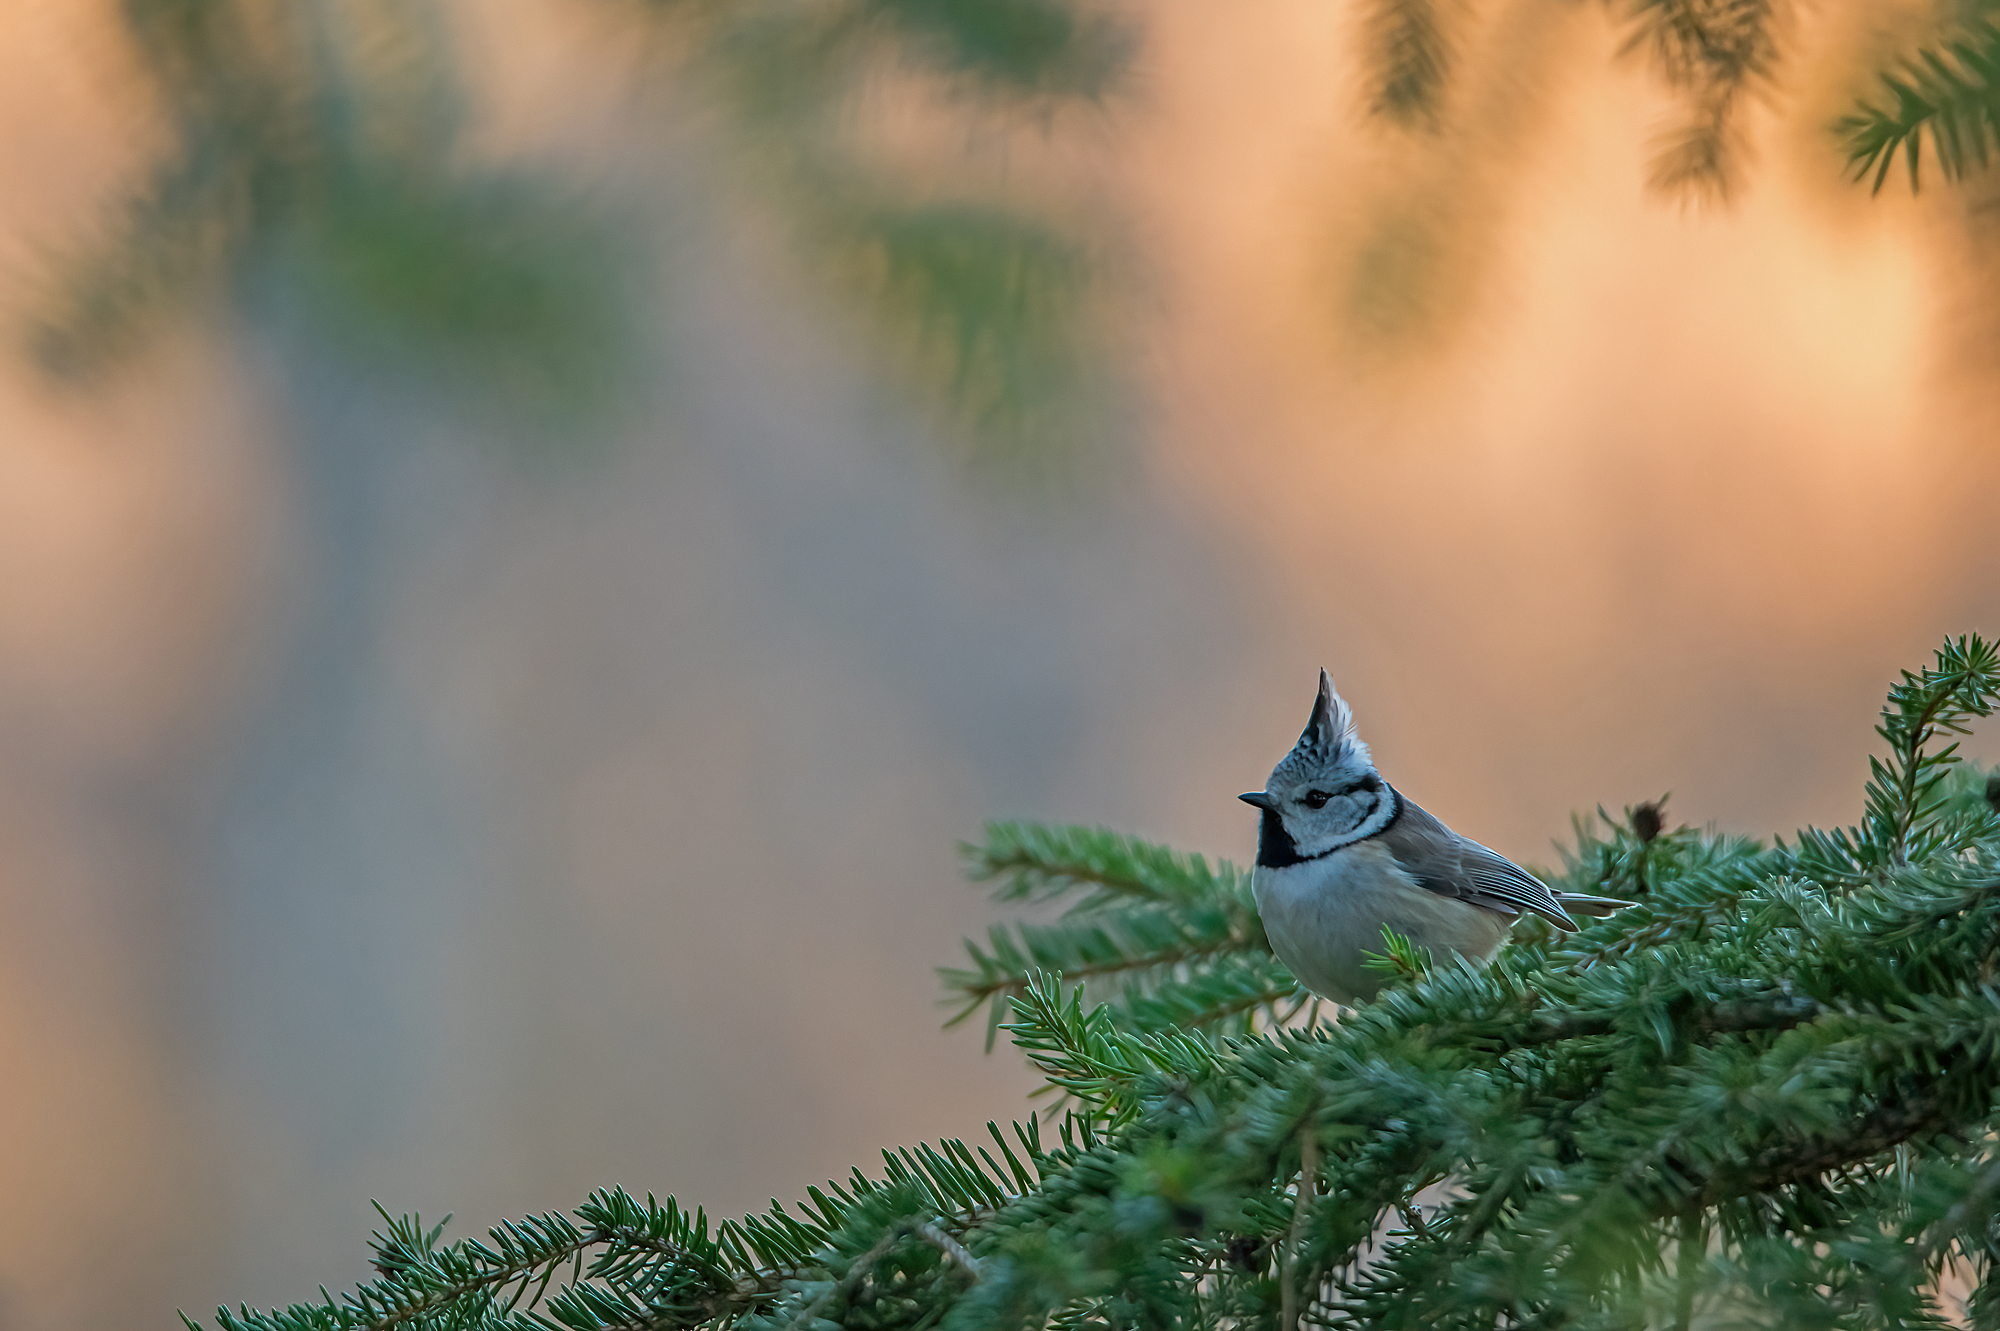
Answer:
xmin=35 ymin=0 xmax=1123 ymax=468
xmin=1357 ymin=0 xmax=1784 ymax=196
xmin=1617 ymin=0 xmax=1780 ymax=197
xmin=1842 ymin=17 xmax=2000 ymax=192
xmin=53 ymin=2 xmax=2000 ymax=459
xmin=698 ymin=0 xmax=1126 ymax=478
xmin=193 ymin=634 xmax=2000 ymax=1329
xmin=33 ymin=1 xmax=623 ymax=411
xmin=1364 ymin=0 xmax=1454 ymax=129
xmin=941 ymin=821 xmax=1306 ymax=1043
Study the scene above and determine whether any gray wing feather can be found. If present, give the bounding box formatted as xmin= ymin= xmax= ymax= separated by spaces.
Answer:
xmin=1379 ymin=794 xmax=1581 ymax=930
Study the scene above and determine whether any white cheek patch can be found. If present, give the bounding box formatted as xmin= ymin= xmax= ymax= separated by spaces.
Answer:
xmin=1287 ymin=791 xmax=1390 ymax=858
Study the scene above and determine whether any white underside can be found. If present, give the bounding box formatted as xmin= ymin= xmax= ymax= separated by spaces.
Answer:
xmin=1253 ymin=840 xmax=1513 ymax=1005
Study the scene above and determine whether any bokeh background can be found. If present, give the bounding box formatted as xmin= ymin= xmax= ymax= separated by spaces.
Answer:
xmin=3 ymin=1 xmax=1998 ymax=1325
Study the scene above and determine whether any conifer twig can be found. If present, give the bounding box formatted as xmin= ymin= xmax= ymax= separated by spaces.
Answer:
xmin=915 ymin=1220 xmax=984 ymax=1279
xmin=1674 ymin=1209 xmax=1702 ymax=1331
xmin=781 ymin=1227 xmax=904 ymax=1331
xmin=1281 ymin=1119 xmax=1319 ymax=1331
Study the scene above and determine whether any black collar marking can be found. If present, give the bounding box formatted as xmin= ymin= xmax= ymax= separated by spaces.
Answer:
xmin=1255 ymin=787 xmax=1402 ymax=869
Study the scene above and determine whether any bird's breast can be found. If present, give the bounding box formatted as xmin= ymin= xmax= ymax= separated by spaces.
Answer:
xmin=1252 ymin=841 xmax=1511 ymax=1005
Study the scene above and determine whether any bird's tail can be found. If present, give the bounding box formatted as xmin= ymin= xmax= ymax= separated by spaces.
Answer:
xmin=1555 ymin=892 xmax=1634 ymax=918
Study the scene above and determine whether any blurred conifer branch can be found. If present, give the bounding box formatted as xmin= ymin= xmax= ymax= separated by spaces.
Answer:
xmin=195 ymin=635 xmax=2000 ymax=1330
xmin=1365 ymin=0 xmax=1456 ymax=129
xmin=1355 ymin=0 xmax=1784 ymax=198
xmin=1617 ymin=0 xmax=1781 ymax=199
xmin=29 ymin=0 xmax=1129 ymax=464
xmin=1842 ymin=16 xmax=2000 ymax=192
xmin=39 ymin=1 xmax=2000 ymax=463
xmin=676 ymin=0 xmax=1130 ymax=481
xmin=31 ymin=0 xmax=622 ymax=415
xmin=1354 ymin=0 xmax=2000 ymax=207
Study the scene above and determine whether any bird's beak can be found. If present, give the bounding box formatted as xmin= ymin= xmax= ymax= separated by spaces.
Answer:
xmin=1238 ymin=791 xmax=1277 ymax=810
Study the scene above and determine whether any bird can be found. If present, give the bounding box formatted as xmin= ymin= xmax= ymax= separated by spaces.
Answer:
xmin=1240 ymin=670 xmax=1628 ymax=1005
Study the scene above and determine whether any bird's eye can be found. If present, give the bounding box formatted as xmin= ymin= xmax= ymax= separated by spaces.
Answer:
xmin=1302 ymin=790 xmax=1331 ymax=810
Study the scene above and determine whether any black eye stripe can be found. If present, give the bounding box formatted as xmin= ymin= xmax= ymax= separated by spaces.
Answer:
xmin=1302 ymin=777 xmax=1381 ymax=808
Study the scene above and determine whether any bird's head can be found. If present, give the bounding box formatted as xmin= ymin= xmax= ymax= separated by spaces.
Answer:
xmin=1240 ymin=669 xmax=1395 ymax=859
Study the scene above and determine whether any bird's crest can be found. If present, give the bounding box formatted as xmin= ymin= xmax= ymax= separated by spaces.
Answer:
xmin=1273 ymin=668 xmax=1370 ymax=781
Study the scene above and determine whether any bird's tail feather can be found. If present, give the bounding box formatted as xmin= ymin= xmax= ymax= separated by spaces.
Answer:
xmin=1555 ymin=892 xmax=1634 ymax=917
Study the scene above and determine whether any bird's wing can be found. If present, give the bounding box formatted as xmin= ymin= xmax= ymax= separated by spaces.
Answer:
xmin=1379 ymin=794 xmax=1580 ymax=930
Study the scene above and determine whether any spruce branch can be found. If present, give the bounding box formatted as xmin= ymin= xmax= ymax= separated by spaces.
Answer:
xmin=1279 ymin=1115 xmax=1320 ymax=1331
xmin=1506 ymin=989 xmax=1821 ymax=1049
xmin=1364 ymin=0 xmax=1455 ymax=129
xmin=1865 ymin=633 xmax=2000 ymax=866
xmin=1614 ymin=0 xmax=1782 ymax=198
xmin=862 ymin=0 xmax=1129 ymax=100
xmin=1120 ymin=952 xmax=1307 ymax=1035
xmin=1362 ymin=927 xmax=1434 ymax=989
xmin=944 ymin=906 xmax=1262 ymax=1015
xmin=965 ymin=821 xmax=1255 ymax=909
xmin=1843 ymin=20 xmax=2000 ymax=192
xmin=208 ymin=635 xmax=2000 ymax=1331
xmin=1552 ymin=796 xmax=1746 ymax=905
xmin=195 ymin=1191 xmax=792 ymax=1331
xmin=944 ymin=823 xmax=1291 ymax=1040
xmin=1000 ymin=972 xmax=1230 ymax=1125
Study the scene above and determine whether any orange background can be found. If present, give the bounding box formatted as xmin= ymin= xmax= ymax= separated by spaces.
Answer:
xmin=0 ymin=3 xmax=1993 ymax=1326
